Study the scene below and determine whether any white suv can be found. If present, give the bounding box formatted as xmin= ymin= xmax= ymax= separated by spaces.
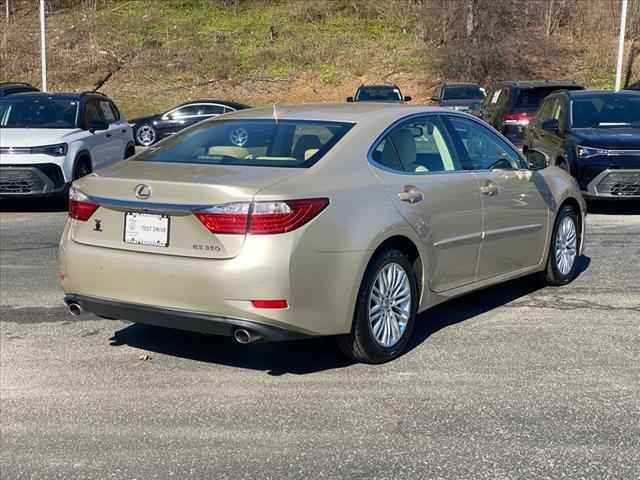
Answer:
xmin=0 ymin=91 xmax=135 ymax=197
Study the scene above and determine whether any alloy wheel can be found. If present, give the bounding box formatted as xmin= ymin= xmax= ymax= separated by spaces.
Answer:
xmin=368 ymin=263 xmax=411 ymax=348
xmin=555 ymin=215 xmax=577 ymax=276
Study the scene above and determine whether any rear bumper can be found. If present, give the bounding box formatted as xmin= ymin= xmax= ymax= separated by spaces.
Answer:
xmin=64 ymin=294 xmax=310 ymax=341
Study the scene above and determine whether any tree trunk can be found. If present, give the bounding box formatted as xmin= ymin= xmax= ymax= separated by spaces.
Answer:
xmin=623 ymin=39 xmax=638 ymax=88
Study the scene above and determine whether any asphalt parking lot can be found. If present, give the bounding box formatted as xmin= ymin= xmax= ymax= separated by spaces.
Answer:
xmin=1 ymin=199 xmax=639 ymax=479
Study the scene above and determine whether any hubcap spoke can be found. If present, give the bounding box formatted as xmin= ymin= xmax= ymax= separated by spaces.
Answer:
xmin=368 ymin=262 xmax=411 ymax=348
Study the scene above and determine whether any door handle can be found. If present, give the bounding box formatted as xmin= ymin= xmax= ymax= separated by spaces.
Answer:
xmin=398 ymin=186 xmax=424 ymax=204
xmin=105 ymin=133 xmax=112 ymax=138
xmin=480 ymin=181 xmax=498 ymax=196
xmin=121 ymin=129 xmax=127 ymax=133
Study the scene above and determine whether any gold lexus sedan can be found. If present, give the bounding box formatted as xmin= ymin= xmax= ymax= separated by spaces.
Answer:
xmin=59 ymin=104 xmax=586 ymax=363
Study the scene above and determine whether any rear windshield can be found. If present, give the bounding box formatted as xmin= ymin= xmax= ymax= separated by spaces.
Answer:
xmin=0 ymin=96 xmax=78 ymax=129
xmin=356 ymin=87 xmax=402 ymax=101
xmin=442 ymin=86 xmax=486 ymax=100
xmin=571 ymin=95 xmax=640 ymax=128
xmin=514 ymin=86 xmax=582 ymax=109
xmin=133 ymin=119 xmax=354 ymax=168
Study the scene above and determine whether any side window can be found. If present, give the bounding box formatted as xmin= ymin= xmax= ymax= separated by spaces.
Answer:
xmin=201 ymin=104 xmax=225 ymax=115
xmin=372 ymin=117 xmax=460 ymax=174
xmin=109 ymin=102 xmax=121 ymax=121
xmin=447 ymin=116 xmax=520 ymax=171
xmin=551 ymin=98 xmax=566 ymax=128
xmin=490 ymin=89 xmax=502 ymax=104
xmin=535 ymin=98 xmax=554 ymax=125
xmin=170 ymin=105 xmax=199 ymax=119
xmin=99 ymin=101 xmax=116 ymax=123
xmin=84 ymin=99 xmax=102 ymax=127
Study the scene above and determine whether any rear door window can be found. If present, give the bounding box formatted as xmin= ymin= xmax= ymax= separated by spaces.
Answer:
xmin=133 ymin=119 xmax=353 ymax=168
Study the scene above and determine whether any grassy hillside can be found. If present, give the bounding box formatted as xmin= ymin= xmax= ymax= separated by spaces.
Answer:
xmin=1 ymin=0 xmax=636 ymax=119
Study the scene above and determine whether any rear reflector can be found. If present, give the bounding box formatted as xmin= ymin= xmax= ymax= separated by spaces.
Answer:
xmin=196 ymin=198 xmax=329 ymax=235
xmin=68 ymin=187 xmax=98 ymax=221
xmin=503 ymin=112 xmax=532 ymax=126
xmin=251 ymin=299 xmax=288 ymax=309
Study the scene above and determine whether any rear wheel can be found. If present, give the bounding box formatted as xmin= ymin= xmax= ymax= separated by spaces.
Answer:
xmin=545 ymin=205 xmax=579 ymax=286
xmin=337 ymin=248 xmax=418 ymax=363
xmin=135 ymin=124 xmax=157 ymax=147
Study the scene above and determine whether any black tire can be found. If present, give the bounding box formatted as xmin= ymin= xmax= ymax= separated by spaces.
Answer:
xmin=545 ymin=205 xmax=580 ymax=286
xmin=337 ymin=248 xmax=418 ymax=364
xmin=73 ymin=158 xmax=92 ymax=180
xmin=135 ymin=124 xmax=157 ymax=147
xmin=124 ymin=145 xmax=136 ymax=159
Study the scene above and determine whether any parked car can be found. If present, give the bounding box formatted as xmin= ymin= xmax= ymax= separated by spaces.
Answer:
xmin=346 ymin=84 xmax=411 ymax=103
xmin=479 ymin=80 xmax=584 ymax=149
xmin=0 ymin=91 xmax=134 ymax=197
xmin=524 ymin=89 xmax=640 ymax=200
xmin=0 ymin=81 xmax=39 ymax=97
xmin=60 ymin=104 xmax=585 ymax=363
xmin=430 ymin=82 xmax=486 ymax=112
xmin=129 ymin=100 xmax=250 ymax=147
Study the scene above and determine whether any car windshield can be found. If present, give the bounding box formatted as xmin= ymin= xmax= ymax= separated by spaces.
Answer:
xmin=514 ymin=86 xmax=581 ymax=109
xmin=133 ymin=119 xmax=354 ymax=168
xmin=356 ymin=87 xmax=402 ymax=101
xmin=442 ymin=86 xmax=485 ymax=100
xmin=571 ymin=95 xmax=640 ymax=128
xmin=0 ymin=96 xmax=78 ymax=129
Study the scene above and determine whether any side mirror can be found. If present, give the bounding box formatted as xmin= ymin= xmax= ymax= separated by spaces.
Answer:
xmin=346 ymin=96 xmax=354 ymax=103
xmin=525 ymin=149 xmax=548 ymax=170
xmin=404 ymin=96 xmax=412 ymax=102
xmin=430 ymin=95 xmax=439 ymax=102
xmin=541 ymin=118 xmax=560 ymax=133
xmin=88 ymin=120 xmax=109 ymax=133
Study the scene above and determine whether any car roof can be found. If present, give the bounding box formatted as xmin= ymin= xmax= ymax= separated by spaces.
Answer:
xmin=171 ymin=99 xmax=250 ymax=110
xmin=224 ymin=103 xmax=448 ymax=123
xmin=442 ymin=82 xmax=482 ymax=87
xmin=2 ymin=91 xmax=109 ymax=100
xmin=357 ymin=84 xmax=400 ymax=89
xmin=566 ymin=89 xmax=640 ymax=98
xmin=497 ymin=80 xmax=582 ymax=88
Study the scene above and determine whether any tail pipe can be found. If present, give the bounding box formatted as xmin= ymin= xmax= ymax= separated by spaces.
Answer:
xmin=67 ymin=302 xmax=83 ymax=316
xmin=233 ymin=328 xmax=261 ymax=344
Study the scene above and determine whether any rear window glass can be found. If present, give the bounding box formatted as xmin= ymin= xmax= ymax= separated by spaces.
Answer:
xmin=356 ymin=87 xmax=402 ymax=101
xmin=133 ymin=119 xmax=354 ymax=168
xmin=514 ymin=86 xmax=581 ymax=109
xmin=442 ymin=86 xmax=486 ymax=100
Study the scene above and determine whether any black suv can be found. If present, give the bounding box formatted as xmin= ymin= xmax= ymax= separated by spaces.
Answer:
xmin=346 ymin=84 xmax=411 ymax=103
xmin=0 ymin=82 xmax=39 ymax=97
xmin=479 ymin=81 xmax=584 ymax=149
xmin=524 ymin=90 xmax=640 ymax=200
xmin=430 ymin=82 xmax=486 ymax=112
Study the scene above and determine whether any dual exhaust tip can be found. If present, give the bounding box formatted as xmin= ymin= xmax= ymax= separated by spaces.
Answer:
xmin=67 ymin=302 xmax=260 ymax=345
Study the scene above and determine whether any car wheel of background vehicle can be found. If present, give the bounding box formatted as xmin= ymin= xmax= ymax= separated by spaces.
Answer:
xmin=135 ymin=124 xmax=157 ymax=147
xmin=337 ymin=248 xmax=418 ymax=364
xmin=73 ymin=158 xmax=92 ymax=180
xmin=545 ymin=205 xmax=579 ymax=286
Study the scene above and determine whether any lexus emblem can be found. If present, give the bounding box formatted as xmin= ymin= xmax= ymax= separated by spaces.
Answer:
xmin=134 ymin=184 xmax=152 ymax=200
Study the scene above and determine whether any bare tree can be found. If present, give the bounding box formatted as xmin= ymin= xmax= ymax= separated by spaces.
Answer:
xmin=544 ymin=0 xmax=568 ymax=37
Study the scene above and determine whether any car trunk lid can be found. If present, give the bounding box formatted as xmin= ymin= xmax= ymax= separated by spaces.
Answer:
xmin=69 ymin=160 xmax=300 ymax=259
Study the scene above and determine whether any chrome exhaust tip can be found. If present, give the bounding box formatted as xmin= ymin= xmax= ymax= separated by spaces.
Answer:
xmin=67 ymin=303 xmax=83 ymax=316
xmin=233 ymin=328 xmax=260 ymax=344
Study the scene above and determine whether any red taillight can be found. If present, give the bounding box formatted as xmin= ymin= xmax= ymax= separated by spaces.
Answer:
xmin=68 ymin=187 xmax=98 ymax=221
xmin=195 ymin=198 xmax=329 ymax=235
xmin=194 ymin=202 xmax=250 ymax=235
xmin=251 ymin=299 xmax=288 ymax=309
xmin=503 ymin=112 xmax=532 ymax=126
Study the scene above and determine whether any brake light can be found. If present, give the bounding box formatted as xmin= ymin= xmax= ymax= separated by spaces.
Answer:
xmin=503 ymin=112 xmax=532 ymax=126
xmin=195 ymin=198 xmax=329 ymax=235
xmin=68 ymin=187 xmax=98 ymax=221
xmin=251 ymin=299 xmax=289 ymax=309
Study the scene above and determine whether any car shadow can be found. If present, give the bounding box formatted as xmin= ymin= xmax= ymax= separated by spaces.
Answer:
xmin=109 ymin=256 xmax=590 ymax=376
xmin=587 ymin=199 xmax=640 ymax=215
xmin=0 ymin=196 xmax=67 ymax=213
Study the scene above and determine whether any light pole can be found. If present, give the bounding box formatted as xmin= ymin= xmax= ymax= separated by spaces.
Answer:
xmin=39 ymin=0 xmax=47 ymax=92
xmin=615 ymin=0 xmax=629 ymax=91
